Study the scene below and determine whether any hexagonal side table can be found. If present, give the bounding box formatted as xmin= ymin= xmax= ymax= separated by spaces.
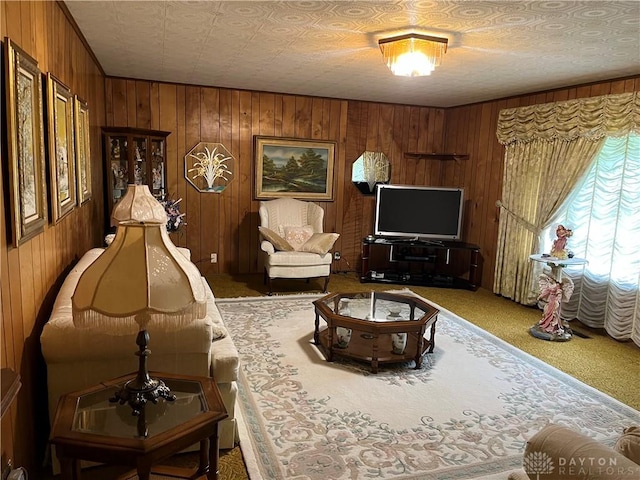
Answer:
xmin=49 ymin=371 xmax=228 ymax=480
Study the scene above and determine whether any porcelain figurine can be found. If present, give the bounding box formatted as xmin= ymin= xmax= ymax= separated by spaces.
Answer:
xmin=550 ymin=224 xmax=573 ymax=259
xmin=391 ymin=332 xmax=407 ymax=354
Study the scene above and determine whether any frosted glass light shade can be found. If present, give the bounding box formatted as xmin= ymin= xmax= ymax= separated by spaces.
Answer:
xmin=111 ymin=184 xmax=168 ymax=227
xmin=72 ymin=221 xmax=207 ymax=333
xmin=379 ymin=34 xmax=448 ymax=77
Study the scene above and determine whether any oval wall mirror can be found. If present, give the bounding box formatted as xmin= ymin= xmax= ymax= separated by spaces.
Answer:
xmin=352 ymin=151 xmax=390 ymax=195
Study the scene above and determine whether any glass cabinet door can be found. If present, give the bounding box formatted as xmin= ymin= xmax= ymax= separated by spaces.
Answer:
xmin=150 ymin=139 xmax=165 ymax=196
xmin=110 ymin=136 xmax=128 ymax=203
xmin=133 ymin=137 xmax=148 ymax=185
xmin=102 ymin=127 xmax=170 ymax=230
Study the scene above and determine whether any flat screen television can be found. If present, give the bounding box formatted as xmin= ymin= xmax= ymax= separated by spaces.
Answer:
xmin=374 ymin=184 xmax=464 ymax=241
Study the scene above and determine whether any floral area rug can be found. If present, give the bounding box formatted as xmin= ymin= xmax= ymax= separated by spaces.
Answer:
xmin=215 ymin=292 xmax=640 ymax=480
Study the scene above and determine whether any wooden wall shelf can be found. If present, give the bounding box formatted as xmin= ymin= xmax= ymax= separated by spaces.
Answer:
xmin=404 ymin=152 xmax=469 ymax=161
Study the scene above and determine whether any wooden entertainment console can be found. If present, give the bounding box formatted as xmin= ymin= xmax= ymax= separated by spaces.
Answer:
xmin=360 ymin=237 xmax=481 ymax=290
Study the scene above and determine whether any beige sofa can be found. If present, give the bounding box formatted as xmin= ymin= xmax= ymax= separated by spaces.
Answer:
xmin=509 ymin=424 xmax=640 ymax=480
xmin=41 ymin=248 xmax=239 ymax=464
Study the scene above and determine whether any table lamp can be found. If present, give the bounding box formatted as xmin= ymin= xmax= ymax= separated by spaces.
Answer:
xmin=71 ymin=220 xmax=207 ymax=415
xmin=110 ymin=184 xmax=168 ymax=227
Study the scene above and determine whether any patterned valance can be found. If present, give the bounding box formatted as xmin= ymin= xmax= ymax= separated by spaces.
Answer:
xmin=496 ymin=91 xmax=640 ymax=145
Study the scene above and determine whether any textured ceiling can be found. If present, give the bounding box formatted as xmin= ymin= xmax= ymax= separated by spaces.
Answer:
xmin=64 ymin=0 xmax=640 ymax=108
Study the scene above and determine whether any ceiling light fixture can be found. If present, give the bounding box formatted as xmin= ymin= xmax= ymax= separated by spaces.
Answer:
xmin=379 ymin=33 xmax=448 ymax=77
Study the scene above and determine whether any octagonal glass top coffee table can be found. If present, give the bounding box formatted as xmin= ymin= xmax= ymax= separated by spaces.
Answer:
xmin=313 ymin=291 xmax=439 ymax=373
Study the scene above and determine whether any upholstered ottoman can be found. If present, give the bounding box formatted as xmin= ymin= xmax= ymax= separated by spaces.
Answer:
xmin=41 ymin=248 xmax=239 ymax=470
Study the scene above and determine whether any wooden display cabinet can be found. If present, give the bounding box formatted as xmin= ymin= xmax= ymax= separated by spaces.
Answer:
xmin=102 ymin=127 xmax=170 ymax=220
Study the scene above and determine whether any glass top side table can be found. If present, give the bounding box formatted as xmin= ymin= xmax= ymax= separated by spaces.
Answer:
xmin=529 ymin=254 xmax=588 ymax=342
xmin=50 ymin=371 xmax=228 ymax=480
xmin=73 ymin=377 xmax=206 ymax=438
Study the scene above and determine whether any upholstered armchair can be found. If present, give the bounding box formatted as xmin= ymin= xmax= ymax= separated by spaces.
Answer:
xmin=259 ymin=198 xmax=339 ymax=295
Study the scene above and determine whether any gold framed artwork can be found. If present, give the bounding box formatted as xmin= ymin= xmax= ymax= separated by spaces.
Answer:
xmin=74 ymin=96 xmax=91 ymax=204
xmin=254 ymin=136 xmax=335 ymax=201
xmin=46 ymin=73 xmax=77 ymax=222
xmin=3 ymin=37 xmax=48 ymax=246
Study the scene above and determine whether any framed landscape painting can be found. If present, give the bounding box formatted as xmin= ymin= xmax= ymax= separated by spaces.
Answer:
xmin=74 ymin=96 xmax=92 ymax=204
xmin=3 ymin=37 xmax=47 ymax=246
xmin=254 ymin=136 xmax=335 ymax=200
xmin=46 ymin=73 xmax=77 ymax=222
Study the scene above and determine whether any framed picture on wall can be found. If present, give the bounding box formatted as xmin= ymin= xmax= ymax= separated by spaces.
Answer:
xmin=74 ymin=96 xmax=91 ymax=204
xmin=3 ymin=37 xmax=48 ymax=246
xmin=46 ymin=73 xmax=77 ymax=222
xmin=254 ymin=136 xmax=335 ymax=201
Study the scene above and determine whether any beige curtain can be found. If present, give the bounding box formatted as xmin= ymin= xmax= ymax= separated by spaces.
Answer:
xmin=494 ymin=92 xmax=640 ymax=303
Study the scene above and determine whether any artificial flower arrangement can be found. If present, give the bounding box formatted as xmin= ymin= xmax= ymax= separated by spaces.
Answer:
xmin=160 ymin=195 xmax=186 ymax=232
xmin=187 ymin=144 xmax=233 ymax=191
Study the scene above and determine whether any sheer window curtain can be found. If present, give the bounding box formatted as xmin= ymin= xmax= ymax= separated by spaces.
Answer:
xmin=539 ymin=134 xmax=640 ymax=345
xmin=494 ymin=92 xmax=640 ymax=340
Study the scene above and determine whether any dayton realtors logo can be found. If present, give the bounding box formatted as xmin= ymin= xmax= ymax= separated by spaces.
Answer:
xmin=523 ymin=451 xmax=554 ymax=479
xmin=524 ymin=451 xmax=640 ymax=478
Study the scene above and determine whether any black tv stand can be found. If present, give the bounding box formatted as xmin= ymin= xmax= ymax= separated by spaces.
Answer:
xmin=360 ymin=237 xmax=481 ymax=290
xmin=417 ymin=239 xmax=445 ymax=247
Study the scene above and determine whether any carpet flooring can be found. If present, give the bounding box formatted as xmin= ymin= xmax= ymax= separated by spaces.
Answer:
xmin=209 ymin=272 xmax=640 ymax=411
xmin=42 ymin=272 xmax=639 ymax=480
xmin=216 ymin=291 xmax=640 ymax=480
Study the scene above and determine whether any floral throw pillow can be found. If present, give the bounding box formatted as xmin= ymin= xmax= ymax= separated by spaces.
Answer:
xmin=300 ymin=233 xmax=340 ymax=255
xmin=283 ymin=225 xmax=315 ymax=251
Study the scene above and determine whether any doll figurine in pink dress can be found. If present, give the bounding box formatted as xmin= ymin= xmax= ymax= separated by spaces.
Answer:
xmin=537 ymin=273 xmax=575 ymax=336
xmin=550 ymin=224 xmax=573 ymax=259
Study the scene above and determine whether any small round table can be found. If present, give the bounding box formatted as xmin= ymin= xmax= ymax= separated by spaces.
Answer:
xmin=49 ymin=371 xmax=228 ymax=480
xmin=529 ymin=254 xmax=588 ymax=342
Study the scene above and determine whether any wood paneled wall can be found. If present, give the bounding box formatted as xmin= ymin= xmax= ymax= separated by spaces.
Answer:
xmin=442 ymin=76 xmax=640 ymax=288
xmin=104 ymin=79 xmax=448 ymax=277
xmin=0 ymin=1 xmax=105 ymax=473
xmin=104 ymin=75 xmax=640 ymax=290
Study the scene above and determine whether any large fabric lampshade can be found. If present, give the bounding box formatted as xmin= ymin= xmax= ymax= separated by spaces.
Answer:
xmin=110 ymin=184 xmax=168 ymax=227
xmin=72 ymin=221 xmax=206 ymax=332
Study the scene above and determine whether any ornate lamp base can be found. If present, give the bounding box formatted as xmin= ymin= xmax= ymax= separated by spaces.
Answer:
xmin=110 ymin=329 xmax=176 ymax=415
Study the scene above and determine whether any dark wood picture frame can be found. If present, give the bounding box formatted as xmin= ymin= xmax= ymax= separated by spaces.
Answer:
xmin=46 ymin=73 xmax=77 ymax=222
xmin=3 ymin=37 xmax=48 ymax=246
xmin=74 ymin=96 xmax=91 ymax=204
xmin=254 ymin=136 xmax=335 ymax=201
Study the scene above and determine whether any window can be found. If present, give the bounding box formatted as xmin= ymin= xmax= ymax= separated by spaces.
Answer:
xmin=540 ymin=133 xmax=640 ymax=334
